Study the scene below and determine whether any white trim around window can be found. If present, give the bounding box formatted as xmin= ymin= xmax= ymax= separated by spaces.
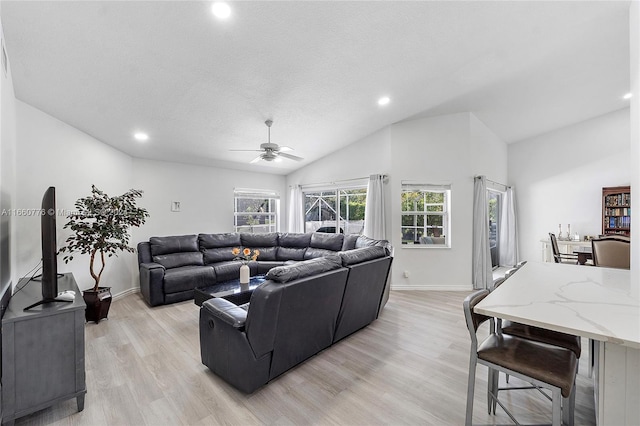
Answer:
xmin=401 ymin=182 xmax=452 ymax=248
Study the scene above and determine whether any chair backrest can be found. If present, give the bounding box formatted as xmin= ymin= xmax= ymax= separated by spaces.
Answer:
xmin=591 ymin=237 xmax=631 ymax=269
xmin=463 ymin=290 xmax=491 ymax=349
xmin=549 ymin=233 xmax=561 ymax=263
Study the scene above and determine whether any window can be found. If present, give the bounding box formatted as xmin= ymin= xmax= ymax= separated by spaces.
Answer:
xmin=401 ymin=183 xmax=451 ymax=247
xmin=234 ymin=189 xmax=279 ymax=233
xmin=488 ymin=190 xmax=502 ymax=268
xmin=303 ymin=186 xmax=367 ymax=234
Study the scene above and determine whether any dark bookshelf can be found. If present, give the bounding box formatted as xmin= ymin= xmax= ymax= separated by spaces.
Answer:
xmin=602 ymin=186 xmax=631 ymax=237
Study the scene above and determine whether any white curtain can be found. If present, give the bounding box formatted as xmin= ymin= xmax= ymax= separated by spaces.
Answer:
xmin=287 ymin=185 xmax=304 ymax=233
xmin=472 ymin=176 xmax=492 ymax=290
xmin=498 ymin=187 xmax=519 ymax=266
xmin=363 ymin=174 xmax=386 ymax=240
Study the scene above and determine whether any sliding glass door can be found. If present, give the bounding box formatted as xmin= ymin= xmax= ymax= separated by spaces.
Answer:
xmin=488 ymin=190 xmax=502 ymax=268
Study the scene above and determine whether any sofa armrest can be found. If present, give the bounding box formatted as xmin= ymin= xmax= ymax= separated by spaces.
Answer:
xmin=139 ymin=262 xmax=166 ymax=307
xmin=202 ymin=298 xmax=248 ymax=330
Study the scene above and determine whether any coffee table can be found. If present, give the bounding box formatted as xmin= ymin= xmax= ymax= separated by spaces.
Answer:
xmin=194 ymin=275 xmax=266 ymax=307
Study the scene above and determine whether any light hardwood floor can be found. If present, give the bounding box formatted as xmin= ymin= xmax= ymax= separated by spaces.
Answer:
xmin=15 ymin=291 xmax=596 ymax=425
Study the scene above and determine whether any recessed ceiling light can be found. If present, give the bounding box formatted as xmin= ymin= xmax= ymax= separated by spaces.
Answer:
xmin=134 ymin=132 xmax=149 ymax=142
xmin=378 ymin=96 xmax=390 ymax=106
xmin=211 ymin=2 xmax=231 ymax=19
xmin=623 ymin=93 xmax=632 ymax=100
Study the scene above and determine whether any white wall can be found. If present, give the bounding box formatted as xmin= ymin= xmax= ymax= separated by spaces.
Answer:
xmin=14 ymin=104 xmax=287 ymax=296
xmin=390 ymin=113 xmax=507 ymax=290
xmin=0 ymin=14 xmax=17 ymax=291
xmin=131 ymin=158 xmax=286 ymax=241
xmin=15 ymin=101 xmax=135 ymax=294
xmin=508 ymin=108 xmax=631 ymax=262
xmin=286 ymin=112 xmax=507 ymax=290
xmin=285 ymin=126 xmax=392 ymax=234
xmin=630 ymin=1 xmax=639 ymax=281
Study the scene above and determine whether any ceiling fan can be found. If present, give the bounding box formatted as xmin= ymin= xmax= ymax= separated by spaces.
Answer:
xmin=231 ymin=120 xmax=304 ymax=164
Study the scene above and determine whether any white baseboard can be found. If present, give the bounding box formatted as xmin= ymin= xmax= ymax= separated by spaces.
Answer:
xmin=112 ymin=287 xmax=140 ymax=300
xmin=391 ymin=284 xmax=472 ymax=291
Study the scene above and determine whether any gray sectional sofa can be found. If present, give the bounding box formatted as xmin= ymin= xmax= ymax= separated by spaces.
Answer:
xmin=137 ymin=232 xmax=392 ymax=307
xmin=199 ymin=246 xmax=393 ymax=393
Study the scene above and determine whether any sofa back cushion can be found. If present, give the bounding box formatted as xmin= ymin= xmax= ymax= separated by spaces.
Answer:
xmin=341 ymin=234 xmax=359 ymax=251
xmin=150 ymin=235 xmax=199 ymax=255
xmin=276 ymin=233 xmax=311 ymax=261
xmin=355 ymin=235 xmax=392 ymax=255
xmin=240 ymin=233 xmax=278 ymax=261
xmin=340 ymin=246 xmax=388 ymax=266
xmin=310 ymin=232 xmax=344 ymax=251
xmin=199 ymin=233 xmax=241 ymax=264
xmin=149 ymin=235 xmax=203 ymax=268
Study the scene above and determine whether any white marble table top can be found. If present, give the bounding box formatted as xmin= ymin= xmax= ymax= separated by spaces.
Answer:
xmin=475 ymin=261 xmax=640 ymax=349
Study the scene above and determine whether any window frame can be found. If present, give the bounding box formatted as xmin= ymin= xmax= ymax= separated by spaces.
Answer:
xmin=233 ymin=189 xmax=280 ymax=233
xmin=302 ymin=181 xmax=368 ymax=234
xmin=401 ymin=183 xmax=452 ymax=248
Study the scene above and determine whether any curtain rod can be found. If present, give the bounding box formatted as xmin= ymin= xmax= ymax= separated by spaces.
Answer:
xmin=294 ymin=175 xmax=387 ymax=189
xmin=475 ymin=175 xmax=510 ymax=190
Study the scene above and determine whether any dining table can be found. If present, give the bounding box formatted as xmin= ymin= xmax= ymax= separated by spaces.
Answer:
xmin=573 ymin=245 xmax=593 ymax=265
xmin=474 ymin=261 xmax=639 ymax=425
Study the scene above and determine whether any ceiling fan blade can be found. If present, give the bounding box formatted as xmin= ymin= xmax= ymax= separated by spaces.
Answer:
xmin=279 ymin=146 xmax=293 ymax=152
xmin=279 ymin=152 xmax=304 ymax=161
xmin=249 ymin=155 xmax=263 ymax=164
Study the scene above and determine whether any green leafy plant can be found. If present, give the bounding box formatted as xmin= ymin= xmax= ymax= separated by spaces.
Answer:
xmin=59 ymin=185 xmax=149 ymax=291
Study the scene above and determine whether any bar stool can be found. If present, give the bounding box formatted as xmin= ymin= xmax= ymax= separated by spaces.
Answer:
xmin=491 ymin=274 xmax=581 ymax=408
xmin=464 ymin=290 xmax=577 ymax=426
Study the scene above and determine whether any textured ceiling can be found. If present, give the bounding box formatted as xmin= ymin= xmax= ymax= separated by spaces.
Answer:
xmin=0 ymin=1 xmax=631 ymax=175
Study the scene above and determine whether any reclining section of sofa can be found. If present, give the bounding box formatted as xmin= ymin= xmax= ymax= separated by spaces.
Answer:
xmin=199 ymin=246 xmax=393 ymax=393
xmin=199 ymin=256 xmax=348 ymax=393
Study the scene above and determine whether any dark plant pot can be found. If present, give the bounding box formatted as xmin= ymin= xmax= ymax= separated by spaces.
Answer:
xmin=82 ymin=287 xmax=112 ymax=323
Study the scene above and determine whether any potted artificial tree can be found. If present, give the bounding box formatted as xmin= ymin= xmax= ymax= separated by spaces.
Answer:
xmin=59 ymin=185 xmax=149 ymax=323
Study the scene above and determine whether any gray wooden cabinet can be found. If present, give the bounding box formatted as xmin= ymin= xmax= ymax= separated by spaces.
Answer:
xmin=1 ymin=273 xmax=86 ymax=425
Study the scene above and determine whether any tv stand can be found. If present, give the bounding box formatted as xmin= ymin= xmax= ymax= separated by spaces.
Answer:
xmin=1 ymin=273 xmax=86 ymax=425
xmin=22 ymin=297 xmax=73 ymax=311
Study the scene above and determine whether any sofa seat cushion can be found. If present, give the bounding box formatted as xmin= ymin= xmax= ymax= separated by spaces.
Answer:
xmin=265 ymin=255 xmax=342 ymax=283
xmin=153 ymin=252 xmax=204 ymax=269
xmin=255 ymin=261 xmax=286 ymax=275
xmin=150 ymin=234 xmax=199 ymax=256
xmin=340 ymin=246 xmax=388 ymax=266
xmin=213 ymin=261 xmax=259 ymax=282
xmin=310 ymin=232 xmax=344 ymax=251
xmin=164 ymin=266 xmax=215 ymax=294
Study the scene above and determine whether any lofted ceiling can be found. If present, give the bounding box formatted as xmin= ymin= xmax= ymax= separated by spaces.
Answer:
xmin=0 ymin=1 xmax=631 ymax=175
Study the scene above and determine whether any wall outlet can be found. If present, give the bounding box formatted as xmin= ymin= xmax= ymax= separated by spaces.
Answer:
xmin=403 ymin=270 xmax=410 ymax=278
xmin=171 ymin=201 xmax=181 ymax=212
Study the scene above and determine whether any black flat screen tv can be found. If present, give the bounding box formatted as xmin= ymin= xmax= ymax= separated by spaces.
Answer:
xmin=23 ymin=187 xmax=60 ymax=310
xmin=41 ymin=186 xmax=58 ymax=299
